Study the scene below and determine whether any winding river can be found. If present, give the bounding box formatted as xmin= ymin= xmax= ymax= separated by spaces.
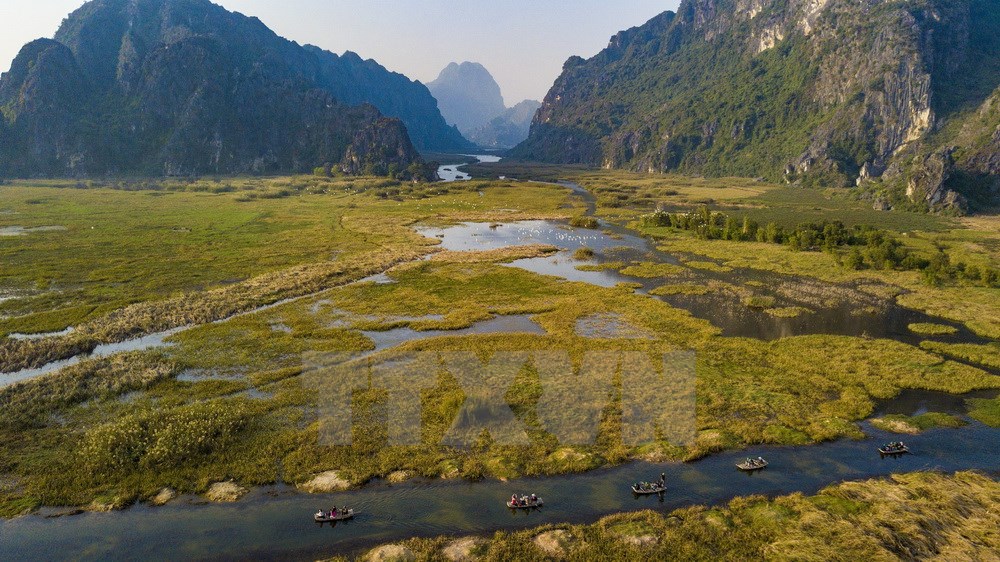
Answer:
xmin=1 ymin=162 xmax=998 ymax=560
xmin=2 ymin=405 xmax=997 ymax=560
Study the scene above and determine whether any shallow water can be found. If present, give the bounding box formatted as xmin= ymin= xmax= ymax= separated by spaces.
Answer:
xmin=9 ymin=327 xmax=76 ymax=341
xmin=362 ymin=315 xmax=546 ymax=355
xmin=0 ymin=225 xmax=66 ymax=236
xmin=437 ymin=154 xmax=501 ymax=182
xmin=2 ymin=407 xmax=996 ymax=561
xmin=417 ymin=220 xmax=993 ymax=348
xmin=0 ymin=267 xmax=413 ymax=384
xmin=0 ymin=327 xmax=186 ymax=388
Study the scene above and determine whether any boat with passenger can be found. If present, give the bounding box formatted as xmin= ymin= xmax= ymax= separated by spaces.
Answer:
xmin=507 ymin=494 xmax=543 ymax=509
xmin=878 ymin=442 xmax=910 ymax=456
xmin=632 ymin=473 xmax=667 ymax=494
xmin=314 ymin=507 xmax=355 ymax=523
xmin=736 ymin=457 xmax=769 ymax=471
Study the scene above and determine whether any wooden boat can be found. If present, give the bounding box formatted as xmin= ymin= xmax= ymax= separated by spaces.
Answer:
xmin=314 ymin=509 xmax=355 ymax=523
xmin=632 ymin=483 xmax=666 ymax=495
xmin=506 ymin=497 xmax=543 ymax=509
xmin=736 ymin=459 xmax=768 ymax=472
xmin=878 ymin=445 xmax=910 ymax=456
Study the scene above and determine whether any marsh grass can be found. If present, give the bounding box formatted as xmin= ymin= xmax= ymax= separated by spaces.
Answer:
xmin=919 ymin=341 xmax=1000 ymax=369
xmin=648 ymin=229 xmax=1000 ymax=339
xmin=765 ymin=306 xmax=812 ymax=318
xmin=870 ymin=413 xmax=967 ymax=434
xmin=649 ymin=284 xmax=713 ymax=296
xmin=2 ymin=252 xmax=998 ymax=514
xmin=908 ymin=323 xmax=960 ymax=336
xmin=682 ymin=260 xmax=734 ymax=273
xmin=967 ymin=397 xmax=1000 ymax=426
xmin=569 ymin=216 xmax=600 ymax=229
xmin=618 ymin=262 xmax=687 ymax=279
xmin=427 ymin=245 xmax=558 ymax=264
xmin=2 ymin=172 xmax=998 ymax=517
xmin=742 ymin=295 xmax=777 ymax=309
xmin=362 ymin=472 xmax=1000 ymax=562
xmin=691 ymin=335 xmax=999 ymax=454
xmin=0 ymin=352 xmax=176 ymax=430
xmin=575 ymin=261 xmax=626 ymax=272
xmin=0 ymin=180 xmax=572 ymax=371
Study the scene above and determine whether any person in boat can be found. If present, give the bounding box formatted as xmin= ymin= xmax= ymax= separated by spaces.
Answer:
xmin=660 ymin=473 xmax=666 ymax=484
xmin=511 ymin=493 xmax=519 ymax=506
xmin=530 ymin=494 xmax=538 ymax=504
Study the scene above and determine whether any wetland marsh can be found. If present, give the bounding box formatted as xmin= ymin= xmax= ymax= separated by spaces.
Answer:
xmin=1 ymin=168 xmax=998 ymax=560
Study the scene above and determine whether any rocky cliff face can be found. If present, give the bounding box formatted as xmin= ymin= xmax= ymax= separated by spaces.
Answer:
xmin=341 ymin=118 xmax=437 ymax=180
xmin=306 ymin=48 xmax=470 ymax=152
xmin=515 ymin=0 xmax=1000 ymax=211
xmin=0 ymin=0 xmax=463 ymax=177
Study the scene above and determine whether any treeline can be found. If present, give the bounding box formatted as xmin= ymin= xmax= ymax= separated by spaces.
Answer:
xmin=640 ymin=208 xmax=999 ymax=287
xmin=313 ymin=160 xmax=439 ymax=182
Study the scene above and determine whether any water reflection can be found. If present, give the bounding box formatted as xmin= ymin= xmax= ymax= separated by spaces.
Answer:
xmin=417 ymin=220 xmax=992 ymax=347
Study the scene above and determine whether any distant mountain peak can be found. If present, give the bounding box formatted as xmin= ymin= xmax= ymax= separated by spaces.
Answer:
xmin=427 ymin=61 xmax=506 ymax=134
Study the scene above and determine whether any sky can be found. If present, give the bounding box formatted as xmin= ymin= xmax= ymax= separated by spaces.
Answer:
xmin=0 ymin=0 xmax=680 ymax=105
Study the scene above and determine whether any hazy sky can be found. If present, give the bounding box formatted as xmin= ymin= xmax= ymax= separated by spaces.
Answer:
xmin=0 ymin=0 xmax=679 ymax=104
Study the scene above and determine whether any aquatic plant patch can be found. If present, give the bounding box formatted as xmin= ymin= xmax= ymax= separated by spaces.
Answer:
xmin=908 ymin=323 xmax=960 ymax=336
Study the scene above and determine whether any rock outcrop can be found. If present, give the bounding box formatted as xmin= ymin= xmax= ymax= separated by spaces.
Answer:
xmin=903 ymin=148 xmax=966 ymax=212
xmin=442 ymin=537 xmax=485 ymax=561
xmin=151 ymin=488 xmax=177 ymax=506
xmin=341 ymin=118 xmax=438 ymax=180
xmin=366 ymin=544 xmax=416 ymax=562
xmin=205 ymin=481 xmax=248 ymax=503
xmin=533 ymin=529 xmax=573 ymax=559
xmin=298 ymin=470 xmax=351 ymax=494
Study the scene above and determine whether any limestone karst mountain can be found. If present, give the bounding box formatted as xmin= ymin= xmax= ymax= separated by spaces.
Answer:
xmin=427 ymin=61 xmax=541 ymax=149
xmin=0 ymin=0 xmax=467 ymax=177
xmin=514 ymin=0 xmax=1000 ymax=212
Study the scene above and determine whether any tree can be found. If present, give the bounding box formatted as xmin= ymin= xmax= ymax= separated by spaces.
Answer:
xmin=845 ymin=248 xmax=865 ymax=270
